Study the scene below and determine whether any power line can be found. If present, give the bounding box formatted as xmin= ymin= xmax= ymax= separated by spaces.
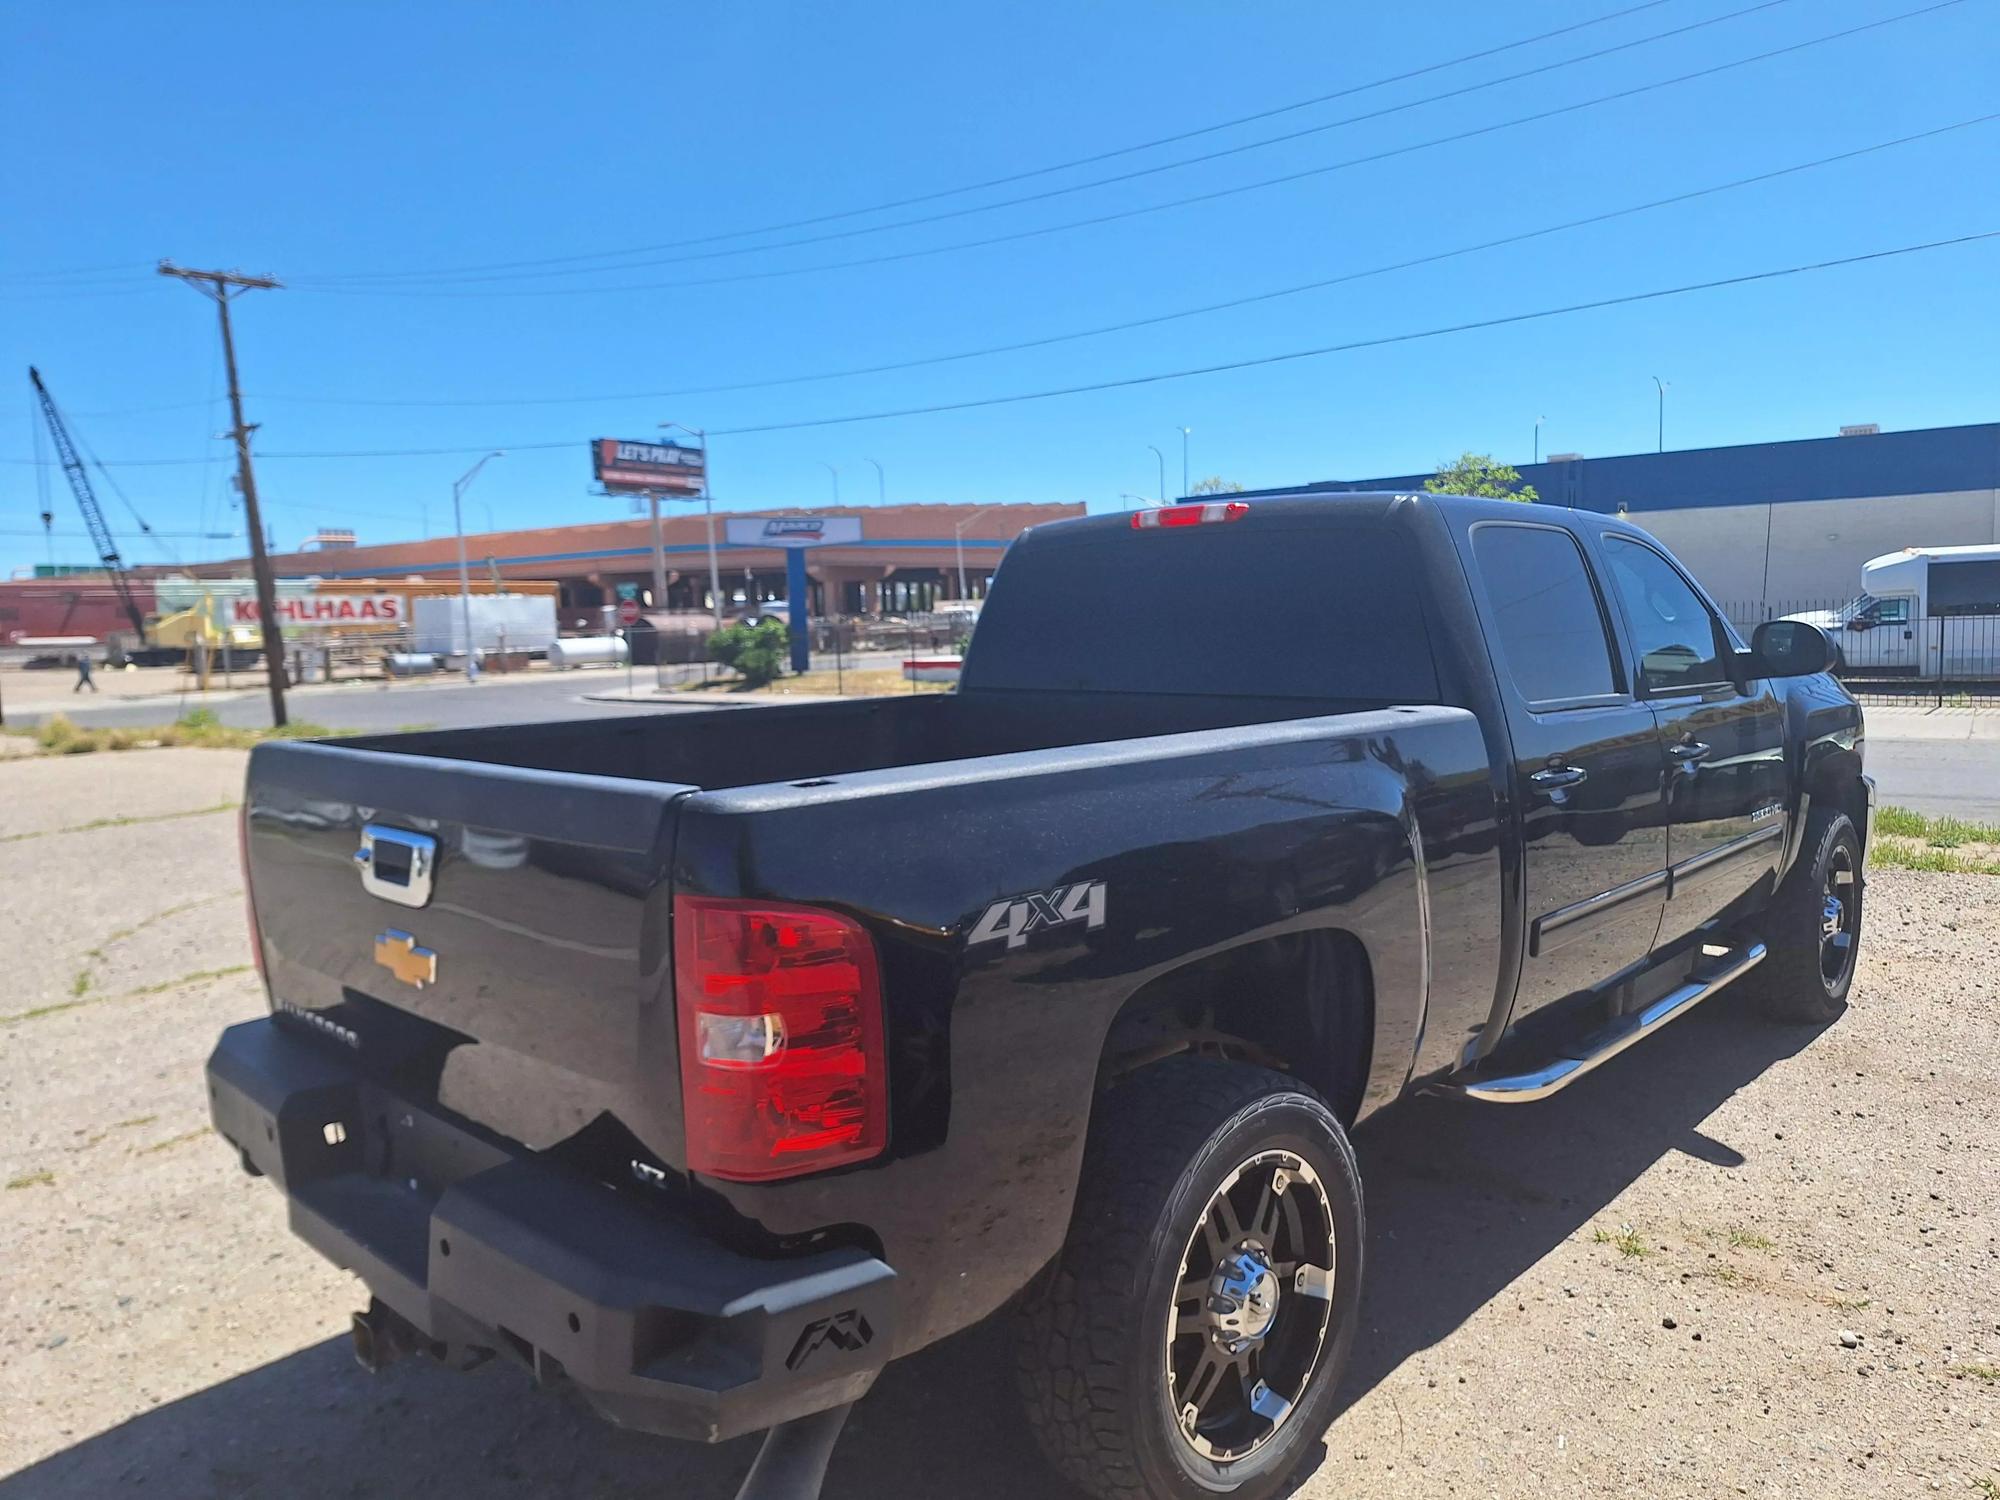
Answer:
xmin=0 ymin=527 xmax=233 ymax=540
xmin=293 ymin=0 xmax=1973 ymax=300
xmin=299 ymin=0 xmax=1801 ymax=289
xmin=251 ymin=113 xmax=2000 ymax=410
xmin=14 ymin=228 xmax=1991 ymax=466
xmin=297 ymin=0 xmax=1687 ymax=283
xmin=699 ymin=229 xmax=2000 ymax=435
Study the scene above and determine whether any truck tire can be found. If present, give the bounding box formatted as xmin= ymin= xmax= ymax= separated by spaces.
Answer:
xmin=1749 ymin=803 xmax=1862 ymax=1024
xmin=1013 ymin=1058 xmax=1363 ymax=1500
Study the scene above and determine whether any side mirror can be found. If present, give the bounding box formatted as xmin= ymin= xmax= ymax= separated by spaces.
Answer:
xmin=1748 ymin=619 xmax=1835 ymax=677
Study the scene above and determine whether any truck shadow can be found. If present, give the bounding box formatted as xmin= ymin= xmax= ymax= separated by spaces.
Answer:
xmin=4 ymin=1001 xmax=1823 ymax=1500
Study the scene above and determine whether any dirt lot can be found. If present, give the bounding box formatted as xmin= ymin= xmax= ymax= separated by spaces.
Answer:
xmin=1 ymin=749 xmax=1995 ymax=1499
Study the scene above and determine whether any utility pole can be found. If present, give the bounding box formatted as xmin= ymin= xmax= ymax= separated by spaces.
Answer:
xmin=159 ymin=261 xmax=288 ymax=726
xmin=452 ymin=451 xmax=504 ymax=681
xmin=660 ymin=422 xmax=721 ymax=632
xmin=1177 ymin=426 xmax=1191 ymax=500
xmin=1652 ymin=376 xmax=1669 ymax=454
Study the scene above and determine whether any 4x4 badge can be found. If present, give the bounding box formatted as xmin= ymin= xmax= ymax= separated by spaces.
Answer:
xmin=968 ymin=881 xmax=1107 ymax=950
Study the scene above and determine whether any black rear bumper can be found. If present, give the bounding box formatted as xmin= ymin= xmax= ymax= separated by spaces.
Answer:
xmin=206 ymin=1016 xmax=896 ymax=1442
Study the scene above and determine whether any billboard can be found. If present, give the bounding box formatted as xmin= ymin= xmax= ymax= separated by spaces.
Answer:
xmin=722 ymin=515 xmax=864 ymax=549
xmin=593 ymin=437 xmax=705 ymax=495
xmin=230 ymin=593 xmax=404 ymax=627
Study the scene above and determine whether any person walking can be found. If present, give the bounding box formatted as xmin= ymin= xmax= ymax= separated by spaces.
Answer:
xmin=73 ymin=652 xmax=97 ymax=693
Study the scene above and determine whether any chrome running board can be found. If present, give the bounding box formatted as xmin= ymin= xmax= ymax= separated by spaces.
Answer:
xmin=1429 ymin=942 xmax=1766 ymax=1104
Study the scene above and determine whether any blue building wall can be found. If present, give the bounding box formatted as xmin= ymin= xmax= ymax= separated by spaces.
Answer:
xmin=1237 ymin=422 xmax=2000 ymax=513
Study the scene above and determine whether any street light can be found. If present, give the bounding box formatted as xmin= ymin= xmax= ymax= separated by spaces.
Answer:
xmin=953 ymin=504 xmax=996 ymax=601
xmin=1177 ymin=426 xmax=1191 ymax=500
xmin=660 ymin=421 xmax=722 ymax=634
xmin=1146 ymin=444 xmax=1166 ymax=505
xmin=820 ymin=462 xmax=841 ymax=505
xmin=864 ymin=458 xmax=885 ymax=505
xmin=1652 ymin=376 xmax=1669 ymax=453
xmin=451 ymin=450 xmax=504 ymax=682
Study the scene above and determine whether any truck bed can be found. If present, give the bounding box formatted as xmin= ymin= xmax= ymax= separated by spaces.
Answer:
xmin=343 ymin=688 xmax=1408 ymax=790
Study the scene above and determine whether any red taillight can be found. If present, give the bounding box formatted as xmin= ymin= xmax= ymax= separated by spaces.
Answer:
xmin=238 ymin=804 xmax=267 ymax=987
xmin=1130 ymin=501 xmax=1250 ymax=529
xmin=674 ymin=896 xmax=887 ymax=1182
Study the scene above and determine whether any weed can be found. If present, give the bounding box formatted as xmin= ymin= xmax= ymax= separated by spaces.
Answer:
xmin=0 ymin=801 xmax=238 ymax=846
xmin=1592 ymin=1226 xmax=1651 ymax=1259
xmin=1728 ymin=1228 xmax=1776 ymax=1251
xmin=1871 ymin=842 xmax=2000 ymax=876
xmin=0 ymin=962 xmax=253 ymax=1026
xmin=6 ymin=1169 xmax=54 ymax=1190
xmin=17 ymin=712 xmax=354 ymax=757
xmin=1875 ymin=805 xmax=1928 ymax=838
xmin=1870 ymin=806 xmax=2000 ymax=875
xmin=1951 ymin=1363 xmax=2000 ymax=1384
xmin=68 ymin=970 xmax=91 ymax=999
xmin=138 ymin=1127 xmax=210 ymax=1156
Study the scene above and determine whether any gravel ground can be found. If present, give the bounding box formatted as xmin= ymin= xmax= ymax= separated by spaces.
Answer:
xmin=0 ymin=750 xmax=1994 ymax=1499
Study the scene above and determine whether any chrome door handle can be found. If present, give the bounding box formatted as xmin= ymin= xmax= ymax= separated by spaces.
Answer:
xmin=1667 ymin=740 xmax=1712 ymax=762
xmin=1529 ymin=766 xmax=1588 ymax=789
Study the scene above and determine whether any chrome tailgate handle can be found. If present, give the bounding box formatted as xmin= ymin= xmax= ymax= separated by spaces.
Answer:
xmin=355 ymin=824 xmax=437 ymax=909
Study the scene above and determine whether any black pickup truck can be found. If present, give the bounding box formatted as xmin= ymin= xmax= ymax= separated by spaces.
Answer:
xmin=207 ymin=492 xmax=1871 ymax=1500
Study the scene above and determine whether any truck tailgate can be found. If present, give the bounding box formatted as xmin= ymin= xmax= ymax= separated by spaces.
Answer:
xmin=243 ymin=739 xmax=693 ymax=1162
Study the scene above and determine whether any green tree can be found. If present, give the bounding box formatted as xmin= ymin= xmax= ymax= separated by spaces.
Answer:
xmin=1424 ymin=452 xmax=1538 ymax=503
xmin=707 ymin=619 xmax=789 ymax=688
xmin=1188 ymin=475 xmax=1246 ymax=495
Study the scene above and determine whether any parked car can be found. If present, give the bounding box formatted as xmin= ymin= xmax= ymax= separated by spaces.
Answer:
xmin=208 ymin=492 xmax=1869 ymax=1500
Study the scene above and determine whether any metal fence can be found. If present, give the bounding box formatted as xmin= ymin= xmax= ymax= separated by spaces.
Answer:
xmin=1718 ymin=599 xmax=2000 ymax=706
xmin=643 ymin=614 xmax=971 ymax=695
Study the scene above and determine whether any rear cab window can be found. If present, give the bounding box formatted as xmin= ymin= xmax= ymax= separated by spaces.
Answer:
xmin=962 ymin=515 xmax=1442 ymax=702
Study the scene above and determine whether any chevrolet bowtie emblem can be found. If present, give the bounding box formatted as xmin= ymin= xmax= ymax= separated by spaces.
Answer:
xmin=373 ymin=929 xmax=438 ymax=989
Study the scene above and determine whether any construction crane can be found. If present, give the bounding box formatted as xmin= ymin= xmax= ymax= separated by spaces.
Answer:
xmin=27 ymin=366 xmax=148 ymax=644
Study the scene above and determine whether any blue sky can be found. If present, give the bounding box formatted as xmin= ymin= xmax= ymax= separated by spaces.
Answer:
xmin=4 ymin=0 xmax=1996 ymax=575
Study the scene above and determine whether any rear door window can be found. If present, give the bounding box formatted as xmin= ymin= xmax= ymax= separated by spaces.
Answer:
xmin=1469 ymin=523 xmax=1619 ymax=704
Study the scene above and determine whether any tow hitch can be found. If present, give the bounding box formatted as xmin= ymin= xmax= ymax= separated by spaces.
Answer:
xmin=350 ymin=1298 xmax=435 ymax=1374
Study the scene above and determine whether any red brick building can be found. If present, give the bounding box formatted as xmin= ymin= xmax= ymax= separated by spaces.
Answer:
xmin=173 ymin=502 xmax=1082 ymax=625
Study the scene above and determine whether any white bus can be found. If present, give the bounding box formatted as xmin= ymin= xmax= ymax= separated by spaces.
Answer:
xmin=1788 ymin=544 xmax=2000 ymax=677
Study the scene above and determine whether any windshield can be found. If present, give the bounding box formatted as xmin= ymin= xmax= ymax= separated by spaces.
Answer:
xmin=1836 ymin=593 xmax=1879 ymax=622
